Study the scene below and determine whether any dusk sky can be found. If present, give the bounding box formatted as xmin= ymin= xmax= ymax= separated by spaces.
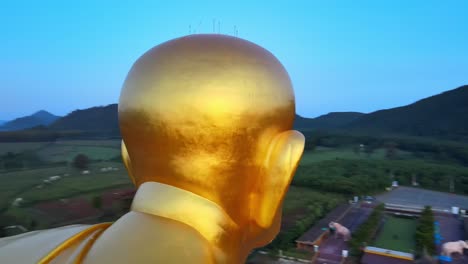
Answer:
xmin=1 ymin=1 xmax=467 ymax=120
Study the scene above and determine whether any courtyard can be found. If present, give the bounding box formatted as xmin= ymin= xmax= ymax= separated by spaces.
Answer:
xmin=373 ymin=215 xmax=416 ymax=253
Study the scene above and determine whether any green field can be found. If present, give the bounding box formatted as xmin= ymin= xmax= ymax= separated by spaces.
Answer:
xmin=0 ymin=140 xmax=129 ymax=213
xmin=37 ymin=145 xmax=120 ymax=162
xmin=0 ymin=139 xmax=129 ymax=231
xmin=299 ymin=147 xmax=413 ymax=166
xmin=53 ymin=140 xmax=121 ymax=147
xmin=0 ymin=162 xmax=132 ymax=209
xmin=0 ymin=161 xmax=133 ymax=229
xmin=1 ymin=136 xmax=467 ymax=250
xmin=0 ymin=142 xmax=50 ymax=155
xmin=0 ymin=140 xmax=121 ymax=163
xmin=373 ymin=215 xmax=417 ymax=253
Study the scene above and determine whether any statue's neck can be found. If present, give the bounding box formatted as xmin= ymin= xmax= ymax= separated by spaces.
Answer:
xmin=131 ymin=182 xmax=248 ymax=263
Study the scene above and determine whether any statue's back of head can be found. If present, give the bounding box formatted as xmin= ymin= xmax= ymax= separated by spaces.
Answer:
xmin=119 ymin=34 xmax=304 ymax=244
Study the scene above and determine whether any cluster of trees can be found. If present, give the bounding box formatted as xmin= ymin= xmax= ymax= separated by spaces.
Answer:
xmin=267 ymin=192 xmax=343 ymax=250
xmin=415 ymin=206 xmax=436 ymax=256
xmin=1 ymin=150 xmax=119 ymax=172
xmin=0 ymin=151 xmax=100 ymax=173
xmin=293 ymin=160 xmax=392 ymax=195
xmin=303 ymin=131 xmax=468 ymax=166
xmin=0 ymin=130 xmax=120 ymax=143
xmin=0 ymin=129 xmax=60 ymax=142
xmin=293 ymin=158 xmax=468 ymax=195
xmin=0 ymin=152 xmax=94 ymax=171
xmin=0 ymin=151 xmax=63 ymax=170
xmin=348 ymin=203 xmax=385 ymax=256
xmin=72 ymin=154 xmax=90 ymax=170
xmin=389 ymin=161 xmax=468 ymax=194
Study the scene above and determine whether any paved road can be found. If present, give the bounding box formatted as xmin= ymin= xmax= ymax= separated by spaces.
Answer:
xmin=375 ymin=186 xmax=468 ymax=210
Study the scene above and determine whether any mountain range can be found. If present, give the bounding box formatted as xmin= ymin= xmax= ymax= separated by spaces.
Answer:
xmin=345 ymin=85 xmax=468 ymax=138
xmin=1 ymin=85 xmax=467 ymax=140
xmin=0 ymin=110 xmax=60 ymax=131
xmin=49 ymin=104 xmax=119 ymax=133
xmin=295 ymin=85 xmax=468 ymax=139
xmin=294 ymin=112 xmax=364 ymax=130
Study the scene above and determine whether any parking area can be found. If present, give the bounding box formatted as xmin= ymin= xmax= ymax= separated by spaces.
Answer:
xmin=314 ymin=205 xmax=373 ymax=264
xmin=436 ymin=214 xmax=468 ymax=264
xmin=375 ymin=186 xmax=468 ymax=211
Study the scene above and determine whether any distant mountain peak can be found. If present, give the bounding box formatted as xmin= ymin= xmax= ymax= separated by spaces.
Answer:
xmin=34 ymin=110 xmax=51 ymax=115
xmin=32 ymin=110 xmax=58 ymax=118
xmin=0 ymin=110 xmax=61 ymax=131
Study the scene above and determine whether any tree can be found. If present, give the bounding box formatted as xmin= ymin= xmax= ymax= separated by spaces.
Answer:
xmin=92 ymin=195 xmax=102 ymax=209
xmin=73 ymin=154 xmax=89 ymax=170
xmin=364 ymin=145 xmax=376 ymax=158
xmin=353 ymin=145 xmax=360 ymax=156
xmin=384 ymin=142 xmax=398 ymax=159
xmin=29 ymin=220 xmax=37 ymax=230
xmin=415 ymin=206 xmax=436 ymax=256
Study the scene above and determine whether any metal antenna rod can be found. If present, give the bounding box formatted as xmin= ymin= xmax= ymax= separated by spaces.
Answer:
xmin=197 ymin=20 xmax=202 ymax=33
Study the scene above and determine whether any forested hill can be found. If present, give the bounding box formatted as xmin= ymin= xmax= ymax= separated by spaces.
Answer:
xmin=345 ymin=85 xmax=468 ymax=139
xmin=2 ymin=85 xmax=467 ymax=141
xmin=49 ymin=104 xmax=119 ymax=134
xmin=294 ymin=112 xmax=364 ymax=130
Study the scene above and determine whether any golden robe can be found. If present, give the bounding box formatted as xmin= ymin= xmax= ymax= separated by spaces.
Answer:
xmin=0 ymin=182 xmax=237 ymax=263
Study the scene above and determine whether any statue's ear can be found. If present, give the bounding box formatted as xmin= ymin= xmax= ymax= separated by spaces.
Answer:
xmin=252 ymin=130 xmax=305 ymax=228
xmin=121 ymin=140 xmax=136 ymax=185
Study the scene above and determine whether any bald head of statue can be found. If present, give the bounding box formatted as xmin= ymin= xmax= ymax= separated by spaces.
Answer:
xmin=119 ymin=34 xmax=305 ymax=247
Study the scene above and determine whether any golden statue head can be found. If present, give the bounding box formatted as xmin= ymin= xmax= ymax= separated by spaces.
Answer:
xmin=119 ymin=34 xmax=304 ymax=247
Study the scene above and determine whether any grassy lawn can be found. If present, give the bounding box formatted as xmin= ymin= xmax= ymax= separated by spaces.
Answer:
xmin=373 ymin=215 xmax=417 ymax=253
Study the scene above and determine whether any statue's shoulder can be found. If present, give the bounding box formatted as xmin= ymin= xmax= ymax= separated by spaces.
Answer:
xmin=0 ymin=213 xmax=219 ymax=264
xmin=0 ymin=224 xmax=108 ymax=263
xmin=83 ymin=212 xmax=218 ymax=264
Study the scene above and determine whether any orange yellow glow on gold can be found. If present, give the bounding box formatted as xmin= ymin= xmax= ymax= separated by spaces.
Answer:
xmin=0 ymin=34 xmax=306 ymax=264
xmin=118 ymin=34 xmax=305 ymax=262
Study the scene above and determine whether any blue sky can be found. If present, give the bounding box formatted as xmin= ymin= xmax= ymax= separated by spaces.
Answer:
xmin=1 ymin=0 xmax=467 ymax=120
